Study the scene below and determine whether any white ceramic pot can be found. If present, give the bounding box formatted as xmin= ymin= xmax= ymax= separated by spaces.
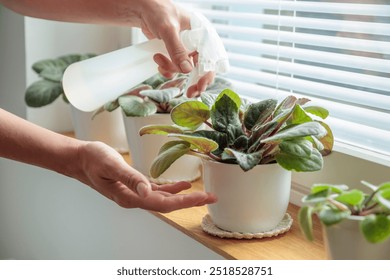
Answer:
xmin=71 ymin=105 xmax=129 ymax=153
xmin=323 ymin=216 xmax=390 ymax=260
xmin=122 ymin=113 xmax=201 ymax=184
xmin=202 ymin=159 xmax=292 ymax=233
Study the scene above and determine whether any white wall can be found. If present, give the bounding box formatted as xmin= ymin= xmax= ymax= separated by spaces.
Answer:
xmin=0 ymin=7 xmax=222 ymax=260
xmin=0 ymin=157 xmax=223 ymax=260
xmin=0 ymin=7 xmax=26 ymax=118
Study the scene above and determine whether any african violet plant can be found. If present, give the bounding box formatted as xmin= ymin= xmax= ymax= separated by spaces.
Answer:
xmin=92 ymin=74 xmax=232 ymax=119
xmin=140 ymin=88 xmax=334 ymax=178
xmin=298 ymin=181 xmax=390 ymax=243
xmin=25 ymin=53 xmax=95 ymax=107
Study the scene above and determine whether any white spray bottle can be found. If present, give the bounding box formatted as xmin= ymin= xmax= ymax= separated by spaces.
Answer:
xmin=63 ymin=11 xmax=229 ymax=112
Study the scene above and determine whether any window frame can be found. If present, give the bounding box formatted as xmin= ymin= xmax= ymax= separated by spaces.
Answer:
xmin=140 ymin=1 xmax=390 ymax=203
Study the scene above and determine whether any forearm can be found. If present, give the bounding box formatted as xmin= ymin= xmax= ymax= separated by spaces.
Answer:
xmin=0 ymin=0 xmax=145 ymax=27
xmin=0 ymin=109 xmax=82 ymax=178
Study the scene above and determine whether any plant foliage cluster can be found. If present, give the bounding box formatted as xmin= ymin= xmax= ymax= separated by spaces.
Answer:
xmin=140 ymin=89 xmax=334 ymax=178
xmin=25 ymin=54 xmax=95 ymax=107
xmin=299 ymin=181 xmax=390 ymax=243
xmin=92 ymin=74 xmax=232 ymax=118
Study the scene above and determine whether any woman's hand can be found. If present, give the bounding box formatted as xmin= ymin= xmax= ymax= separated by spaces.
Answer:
xmin=76 ymin=141 xmax=217 ymax=213
xmin=136 ymin=0 xmax=215 ymax=97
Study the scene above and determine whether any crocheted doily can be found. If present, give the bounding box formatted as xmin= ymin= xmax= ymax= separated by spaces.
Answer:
xmin=201 ymin=213 xmax=293 ymax=239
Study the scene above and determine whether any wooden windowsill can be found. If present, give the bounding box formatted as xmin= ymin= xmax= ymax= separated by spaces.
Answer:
xmin=65 ymin=132 xmax=326 ymax=260
xmin=123 ymin=156 xmax=326 ymax=260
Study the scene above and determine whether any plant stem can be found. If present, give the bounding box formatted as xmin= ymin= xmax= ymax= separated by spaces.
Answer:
xmin=204 ymin=120 xmax=213 ymax=129
xmin=187 ymin=150 xmax=222 ymax=162
xmin=207 ymin=152 xmax=222 ymax=161
xmin=359 ymin=203 xmax=379 ymax=216
xmin=187 ymin=150 xmax=211 ymax=160
xmin=363 ymin=189 xmax=378 ymax=209
xmin=327 ymin=198 xmax=350 ymax=212
xmin=262 ymin=143 xmax=278 ymax=158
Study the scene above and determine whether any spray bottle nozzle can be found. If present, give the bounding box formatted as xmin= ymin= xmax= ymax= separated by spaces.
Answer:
xmin=180 ymin=11 xmax=229 ymax=76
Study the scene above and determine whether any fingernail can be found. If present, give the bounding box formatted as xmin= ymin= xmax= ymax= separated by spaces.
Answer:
xmin=179 ymin=60 xmax=193 ymax=73
xmin=136 ymin=182 xmax=149 ymax=198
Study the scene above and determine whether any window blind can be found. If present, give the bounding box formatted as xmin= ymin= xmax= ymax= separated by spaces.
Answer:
xmin=176 ymin=0 xmax=390 ymax=164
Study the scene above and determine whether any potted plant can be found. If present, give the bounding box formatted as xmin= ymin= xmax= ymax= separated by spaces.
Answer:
xmin=25 ymin=53 xmax=129 ymax=153
xmin=140 ymin=89 xmax=333 ymax=234
xmin=26 ymin=54 xmax=96 ymax=108
xmin=96 ymin=73 xmax=232 ymax=184
xmin=298 ymin=181 xmax=390 ymax=259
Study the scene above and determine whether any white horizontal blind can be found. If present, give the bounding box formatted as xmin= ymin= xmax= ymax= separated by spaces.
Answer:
xmin=176 ymin=0 xmax=390 ymax=163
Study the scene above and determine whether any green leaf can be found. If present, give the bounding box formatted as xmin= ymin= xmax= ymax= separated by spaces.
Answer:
xmin=92 ymin=99 xmax=119 ymax=119
xmin=200 ymin=91 xmax=217 ymax=108
xmin=316 ymin=121 xmax=334 ymax=156
xmin=168 ymin=96 xmax=187 ymax=109
xmin=308 ymin=135 xmax=324 ymax=151
xmin=278 ymin=139 xmax=313 ymax=158
xmin=298 ymin=206 xmax=314 ymax=241
xmin=25 ymin=80 xmax=63 ymax=107
xmin=318 ymin=207 xmax=351 ymax=226
xmin=232 ymin=135 xmax=249 ymax=151
xmin=291 ymin=104 xmax=313 ymax=124
xmin=171 ymin=100 xmax=210 ymax=129
xmin=361 ymin=180 xmax=380 ymax=192
xmin=304 ymin=106 xmax=329 ymax=119
xmin=336 ymin=190 xmax=365 ymax=207
xmin=248 ymin=121 xmax=278 ymax=153
xmin=32 ymin=54 xmax=96 ymax=81
xmin=270 ymin=106 xmax=294 ymax=130
xmin=360 ymin=214 xmax=390 ymax=243
xmin=311 ymin=184 xmax=348 ymax=195
xmin=377 ymin=189 xmax=390 ymax=210
xmin=243 ymin=99 xmax=277 ymax=130
xmin=204 ymin=76 xmax=233 ymax=94
xmin=59 ymin=53 xmax=95 ymax=66
xmin=302 ymin=189 xmax=330 ymax=203
xmin=169 ymin=133 xmax=219 ymax=154
xmin=32 ymin=59 xmax=64 ymax=75
xmin=140 ymin=88 xmax=180 ymax=104
xmin=139 ymin=125 xmax=184 ymax=136
xmin=240 ymin=97 xmax=253 ymax=112
xmin=119 ymin=95 xmax=157 ymax=117
xmin=38 ymin=60 xmax=68 ymax=82
xmin=78 ymin=53 xmax=96 ymax=61
xmin=104 ymin=99 xmax=120 ymax=112
xmin=273 ymin=95 xmax=298 ymax=116
xmin=143 ymin=73 xmax=168 ymax=88
xmin=191 ymin=130 xmax=228 ymax=155
xmin=214 ymin=88 xmax=241 ymax=110
xmin=261 ymin=122 xmax=327 ymax=143
xmin=223 ymin=148 xmax=262 ymax=171
xmin=211 ymin=91 xmax=243 ymax=142
xmin=158 ymin=76 xmax=188 ymax=91
xmin=150 ymin=141 xmax=191 ymax=178
xmin=378 ymin=182 xmax=390 ymax=192
xmin=124 ymin=84 xmax=153 ymax=96
xmin=58 ymin=54 xmax=81 ymax=65
xmin=62 ymin=93 xmax=69 ymax=104
xmin=276 ymin=147 xmax=323 ymax=172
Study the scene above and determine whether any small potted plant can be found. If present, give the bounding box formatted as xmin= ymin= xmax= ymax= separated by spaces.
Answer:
xmin=96 ymin=74 xmax=232 ymax=184
xmin=298 ymin=181 xmax=390 ymax=259
xmin=140 ymin=89 xmax=333 ymax=234
xmin=25 ymin=53 xmax=129 ymax=153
